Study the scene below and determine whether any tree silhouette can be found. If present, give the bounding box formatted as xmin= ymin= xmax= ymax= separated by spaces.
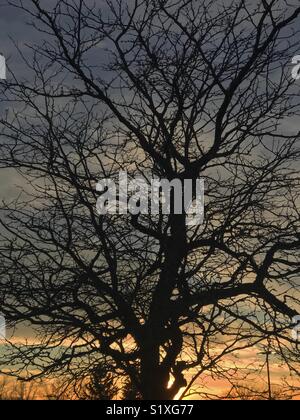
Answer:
xmin=81 ymin=363 xmax=119 ymax=400
xmin=0 ymin=0 xmax=300 ymax=400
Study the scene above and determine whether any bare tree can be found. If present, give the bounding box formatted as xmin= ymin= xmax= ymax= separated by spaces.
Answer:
xmin=0 ymin=377 xmax=38 ymax=400
xmin=0 ymin=0 xmax=300 ymax=400
xmin=224 ymin=380 xmax=300 ymax=400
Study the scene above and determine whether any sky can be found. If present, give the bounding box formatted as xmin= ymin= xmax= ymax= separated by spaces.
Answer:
xmin=0 ymin=0 xmax=300 ymax=399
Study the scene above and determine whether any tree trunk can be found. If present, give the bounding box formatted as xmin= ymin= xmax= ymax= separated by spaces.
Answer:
xmin=140 ymin=349 xmax=175 ymax=400
xmin=139 ymin=214 xmax=187 ymax=400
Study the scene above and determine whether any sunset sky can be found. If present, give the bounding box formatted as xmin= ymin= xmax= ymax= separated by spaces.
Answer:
xmin=0 ymin=0 xmax=300 ymax=399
